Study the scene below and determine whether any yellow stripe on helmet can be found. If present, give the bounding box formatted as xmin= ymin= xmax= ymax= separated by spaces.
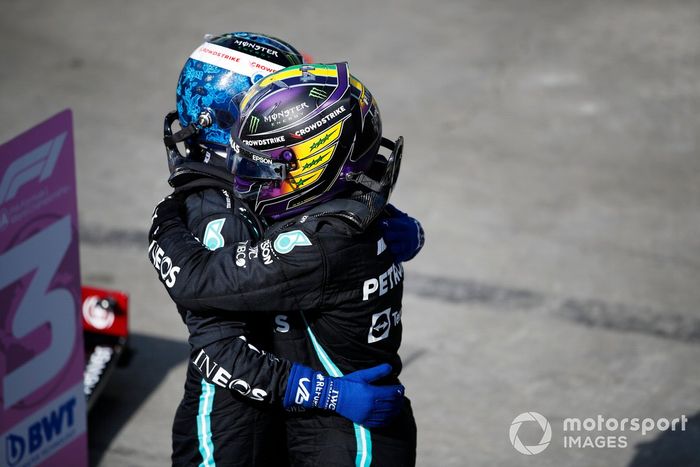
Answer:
xmin=288 ymin=165 xmax=326 ymax=190
xmin=258 ymin=63 xmax=339 ymax=89
xmin=290 ymin=144 xmax=336 ymax=177
xmin=241 ymin=63 xmax=342 ymax=114
xmin=292 ymin=120 xmax=343 ymax=158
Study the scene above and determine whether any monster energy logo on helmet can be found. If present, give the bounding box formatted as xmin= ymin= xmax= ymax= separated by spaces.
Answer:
xmin=249 ymin=116 xmax=260 ymax=133
xmin=309 ymin=87 xmax=328 ymax=99
xmin=233 ymin=39 xmax=280 ymax=58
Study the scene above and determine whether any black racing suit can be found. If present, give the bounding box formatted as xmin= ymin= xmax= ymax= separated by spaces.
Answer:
xmin=155 ymin=184 xmax=292 ymax=466
xmin=151 ymin=196 xmax=417 ymax=466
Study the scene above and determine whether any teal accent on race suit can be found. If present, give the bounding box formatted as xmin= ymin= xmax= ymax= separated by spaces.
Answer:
xmin=273 ymin=229 xmax=312 ymax=254
xmin=197 ymin=380 xmax=216 ymax=466
xmin=203 ymin=218 xmax=226 ymax=250
xmin=300 ymin=313 xmax=372 ymax=467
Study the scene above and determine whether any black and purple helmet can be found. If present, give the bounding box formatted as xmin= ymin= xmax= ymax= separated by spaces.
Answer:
xmin=228 ymin=62 xmax=403 ymax=220
xmin=164 ymin=32 xmax=304 ymax=183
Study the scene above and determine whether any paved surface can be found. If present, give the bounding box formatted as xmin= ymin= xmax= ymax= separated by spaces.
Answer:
xmin=1 ymin=0 xmax=699 ymax=465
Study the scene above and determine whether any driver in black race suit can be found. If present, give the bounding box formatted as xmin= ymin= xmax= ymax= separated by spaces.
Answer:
xmin=156 ymin=35 xmax=423 ymax=466
xmin=150 ymin=62 xmax=420 ymax=466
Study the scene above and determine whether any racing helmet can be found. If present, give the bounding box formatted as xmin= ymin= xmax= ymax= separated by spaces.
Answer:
xmin=228 ymin=62 xmax=403 ymax=220
xmin=164 ymin=32 xmax=305 ymax=185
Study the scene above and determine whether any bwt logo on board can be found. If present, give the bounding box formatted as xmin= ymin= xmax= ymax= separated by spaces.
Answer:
xmin=4 ymin=397 xmax=78 ymax=467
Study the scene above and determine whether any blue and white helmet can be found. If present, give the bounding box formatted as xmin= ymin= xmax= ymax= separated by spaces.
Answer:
xmin=165 ymin=32 xmax=305 ymax=183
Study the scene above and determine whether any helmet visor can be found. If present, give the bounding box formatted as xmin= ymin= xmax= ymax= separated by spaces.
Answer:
xmin=227 ymin=133 xmax=288 ymax=181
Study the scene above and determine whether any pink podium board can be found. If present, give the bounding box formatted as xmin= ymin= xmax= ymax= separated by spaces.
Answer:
xmin=0 ymin=110 xmax=87 ymax=467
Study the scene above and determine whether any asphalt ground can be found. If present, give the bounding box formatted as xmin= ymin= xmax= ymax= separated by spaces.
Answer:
xmin=1 ymin=0 xmax=699 ymax=465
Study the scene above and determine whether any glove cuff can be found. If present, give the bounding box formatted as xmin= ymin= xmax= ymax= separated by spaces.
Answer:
xmin=283 ymin=364 xmax=317 ymax=408
xmin=283 ymin=364 xmax=338 ymax=411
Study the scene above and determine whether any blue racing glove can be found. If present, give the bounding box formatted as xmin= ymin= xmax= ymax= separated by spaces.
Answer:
xmin=380 ymin=204 xmax=425 ymax=263
xmin=283 ymin=363 xmax=404 ymax=428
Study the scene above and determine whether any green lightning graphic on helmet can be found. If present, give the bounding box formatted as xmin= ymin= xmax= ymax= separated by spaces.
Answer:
xmin=302 ymin=155 xmax=325 ymax=171
xmin=293 ymin=176 xmax=311 ymax=187
xmin=309 ymin=129 xmax=337 ymax=152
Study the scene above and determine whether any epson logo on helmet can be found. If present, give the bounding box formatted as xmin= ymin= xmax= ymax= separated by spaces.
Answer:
xmin=252 ymin=154 xmax=274 ymax=165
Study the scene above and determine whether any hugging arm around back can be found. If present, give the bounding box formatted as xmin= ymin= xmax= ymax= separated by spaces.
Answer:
xmin=149 ymin=194 xmax=326 ymax=314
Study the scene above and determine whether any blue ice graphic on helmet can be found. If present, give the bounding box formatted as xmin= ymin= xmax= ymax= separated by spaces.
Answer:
xmin=175 ymin=32 xmax=305 ymax=152
xmin=176 ymin=63 xmax=252 ymax=149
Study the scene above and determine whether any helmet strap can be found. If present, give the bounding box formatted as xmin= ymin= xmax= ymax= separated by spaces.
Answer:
xmin=163 ymin=109 xmax=215 ymax=146
xmin=345 ymin=172 xmax=382 ymax=192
